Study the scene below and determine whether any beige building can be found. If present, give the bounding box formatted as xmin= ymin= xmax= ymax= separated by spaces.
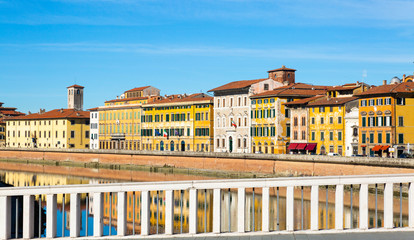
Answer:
xmin=208 ymin=66 xmax=295 ymax=153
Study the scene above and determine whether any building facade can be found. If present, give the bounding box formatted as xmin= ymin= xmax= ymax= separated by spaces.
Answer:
xmin=89 ymin=108 xmax=99 ymax=149
xmin=250 ymin=84 xmax=327 ymax=154
xmin=140 ymin=93 xmax=214 ymax=152
xmin=355 ymin=77 xmax=414 ymax=157
xmin=208 ymin=66 xmax=296 ymax=153
xmin=5 ymin=85 xmax=90 ymax=149
xmin=97 ymin=86 xmax=160 ymax=150
xmin=0 ymin=102 xmax=25 ymax=147
xmin=344 ymin=107 xmax=359 ymax=156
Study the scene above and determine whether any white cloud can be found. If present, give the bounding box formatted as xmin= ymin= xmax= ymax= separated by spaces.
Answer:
xmin=0 ymin=42 xmax=411 ymax=64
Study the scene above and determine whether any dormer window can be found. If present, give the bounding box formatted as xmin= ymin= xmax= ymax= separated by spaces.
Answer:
xmin=264 ymin=84 xmax=269 ymax=90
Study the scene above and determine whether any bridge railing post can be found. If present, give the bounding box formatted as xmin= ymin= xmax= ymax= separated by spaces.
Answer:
xmin=0 ymin=196 xmax=11 ymax=240
xmin=189 ymin=188 xmax=198 ymax=234
xmin=410 ymin=182 xmax=414 ymax=228
xmin=141 ymin=191 xmax=150 ymax=236
xmin=384 ymin=183 xmax=394 ymax=229
xmin=70 ymin=193 xmax=81 ymax=237
xmin=23 ymin=195 xmax=34 ymax=239
xmin=310 ymin=185 xmax=319 ymax=230
xmin=237 ymin=188 xmax=245 ymax=233
xmin=213 ymin=188 xmax=221 ymax=233
xmin=335 ymin=184 xmax=344 ymax=230
xmin=286 ymin=186 xmax=294 ymax=231
xmin=165 ymin=190 xmax=174 ymax=235
xmin=117 ymin=191 xmax=127 ymax=236
xmin=93 ymin=192 xmax=103 ymax=237
xmin=359 ymin=184 xmax=368 ymax=229
xmin=262 ymin=187 xmax=269 ymax=232
xmin=46 ymin=194 xmax=57 ymax=238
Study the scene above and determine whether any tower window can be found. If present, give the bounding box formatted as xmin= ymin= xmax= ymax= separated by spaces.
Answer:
xmin=77 ymin=89 xmax=80 ymax=94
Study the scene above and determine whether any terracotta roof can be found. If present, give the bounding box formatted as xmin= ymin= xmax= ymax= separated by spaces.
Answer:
xmin=88 ymin=107 xmax=99 ymax=111
xmin=267 ymin=65 xmax=296 ymax=72
xmin=251 ymin=83 xmax=327 ymax=98
xmin=125 ymin=86 xmax=151 ymax=93
xmin=284 ymin=95 xmax=325 ymax=106
xmin=306 ymin=96 xmax=358 ymax=107
xmin=208 ymin=78 xmax=267 ymax=92
xmin=0 ymin=110 xmax=25 ymax=116
xmin=354 ymin=82 xmax=414 ymax=97
xmin=6 ymin=109 xmax=89 ymax=120
xmin=105 ymin=96 xmax=149 ymax=103
xmin=147 ymin=93 xmax=213 ymax=105
xmin=327 ymin=85 xmax=359 ymax=91
xmin=67 ymin=84 xmax=84 ymax=89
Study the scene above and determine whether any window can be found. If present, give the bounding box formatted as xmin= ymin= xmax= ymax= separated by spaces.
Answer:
xmin=301 ymin=131 xmax=306 ymax=140
xmin=217 ymin=99 xmax=220 ymax=108
xmin=71 ymin=131 xmax=75 ymax=138
xmin=294 ymin=117 xmax=298 ymax=126
xmin=338 ymin=116 xmax=342 ymax=124
xmin=329 ymin=117 xmax=333 ymax=124
xmin=311 ymin=132 xmax=315 ymax=141
xmin=223 ymin=99 xmax=226 ymax=107
xmin=320 ymin=117 xmax=324 ymax=124
xmin=338 ymin=131 xmax=342 ymax=141
xmin=385 ymin=98 xmax=391 ymax=105
xmin=362 ymin=133 xmax=366 ymax=144
xmin=71 ymin=120 xmax=75 ymax=125
xmin=320 ymin=132 xmax=324 ymax=141
xmin=293 ymin=131 xmax=298 ymax=140
xmin=369 ymin=99 xmax=375 ymax=106
xmin=361 ymin=100 xmax=367 ymax=107
xmin=264 ymin=84 xmax=269 ymax=90
xmin=396 ymin=98 xmax=405 ymax=105
xmin=319 ymin=107 xmax=325 ymax=112
xmin=301 ymin=117 xmax=306 ymax=126
xmin=311 ymin=117 xmax=315 ymax=125
xmin=330 ymin=106 xmax=333 ymax=112
xmin=386 ymin=132 xmax=391 ymax=144
xmin=378 ymin=132 xmax=382 ymax=144
xmin=398 ymin=116 xmax=404 ymax=126
xmin=353 ymin=128 xmax=358 ymax=136
xmin=377 ymin=98 xmax=383 ymax=105
xmin=329 ymin=131 xmax=334 ymax=141
xmin=369 ymin=133 xmax=374 ymax=143
xmin=85 ymin=131 xmax=90 ymax=138
xmin=398 ymin=134 xmax=404 ymax=144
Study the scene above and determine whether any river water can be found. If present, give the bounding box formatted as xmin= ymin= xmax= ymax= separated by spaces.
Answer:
xmin=0 ymin=161 xmax=409 ymax=238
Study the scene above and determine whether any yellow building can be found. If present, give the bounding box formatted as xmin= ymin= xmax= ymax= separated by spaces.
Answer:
xmin=354 ymin=78 xmax=414 ymax=157
xmin=306 ymin=97 xmax=358 ymax=155
xmin=97 ymin=86 xmax=160 ymax=150
xmin=141 ymin=93 xmax=214 ymax=152
xmin=5 ymin=108 xmax=90 ymax=149
xmin=250 ymin=83 xmax=326 ymax=154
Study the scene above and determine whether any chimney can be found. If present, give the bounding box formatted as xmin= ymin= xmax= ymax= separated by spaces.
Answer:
xmin=403 ymin=74 xmax=406 ymax=82
xmin=383 ymin=80 xmax=387 ymax=85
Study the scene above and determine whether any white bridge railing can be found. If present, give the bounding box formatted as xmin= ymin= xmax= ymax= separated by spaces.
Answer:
xmin=1 ymin=174 xmax=414 ymax=239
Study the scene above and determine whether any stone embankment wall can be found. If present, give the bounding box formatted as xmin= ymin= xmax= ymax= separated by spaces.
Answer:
xmin=1 ymin=148 xmax=414 ymax=176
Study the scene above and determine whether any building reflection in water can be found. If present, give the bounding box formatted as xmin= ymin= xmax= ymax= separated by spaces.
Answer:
xmin=0 ymin=170 xmax=409 ymax=236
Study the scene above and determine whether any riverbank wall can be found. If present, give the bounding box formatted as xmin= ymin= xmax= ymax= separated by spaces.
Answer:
xmin=1 ymin=148 xmax=414 ymax=176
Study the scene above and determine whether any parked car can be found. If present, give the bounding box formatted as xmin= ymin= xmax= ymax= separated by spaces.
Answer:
xmin=399 ymin=153 xmax=413 ymax=158
xmin=327 ymin=153 xmax=340 ymax=156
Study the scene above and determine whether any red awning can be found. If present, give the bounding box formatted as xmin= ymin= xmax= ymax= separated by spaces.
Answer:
xmin=361 ymin=145 xmax=367 ymax=147
xmin=381 ymin=145 xmax=390 ymax=151
xmin=372 ymin=145 xmax=383 ymax=151
xmin=288 ymin=143 xmax=298 ymax=150
xmin=296 ymin=143 xmax=307 ymax=150
xmin=305 ymin=143 xmax=317 ymax=151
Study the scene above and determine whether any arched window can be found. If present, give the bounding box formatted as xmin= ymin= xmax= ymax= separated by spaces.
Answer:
xmin=77 ymin=89 xmax=80 ymax=94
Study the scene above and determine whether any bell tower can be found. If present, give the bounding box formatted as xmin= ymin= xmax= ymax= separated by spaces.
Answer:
xmin=67 ymin=84 xmax=84 ymax=110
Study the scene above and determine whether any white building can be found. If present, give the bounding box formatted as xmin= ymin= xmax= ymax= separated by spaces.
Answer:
xmin=344 ymin=107 xmax=359 ymax=156
xmin=89 ymin=108 xmax=99 ymax=149
xmin=208 ymin=66 xmax=295 ymax=153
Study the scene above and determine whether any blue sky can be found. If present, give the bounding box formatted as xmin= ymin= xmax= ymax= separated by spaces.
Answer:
xmin=1 ymin=0 xmax=414 ymax=113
